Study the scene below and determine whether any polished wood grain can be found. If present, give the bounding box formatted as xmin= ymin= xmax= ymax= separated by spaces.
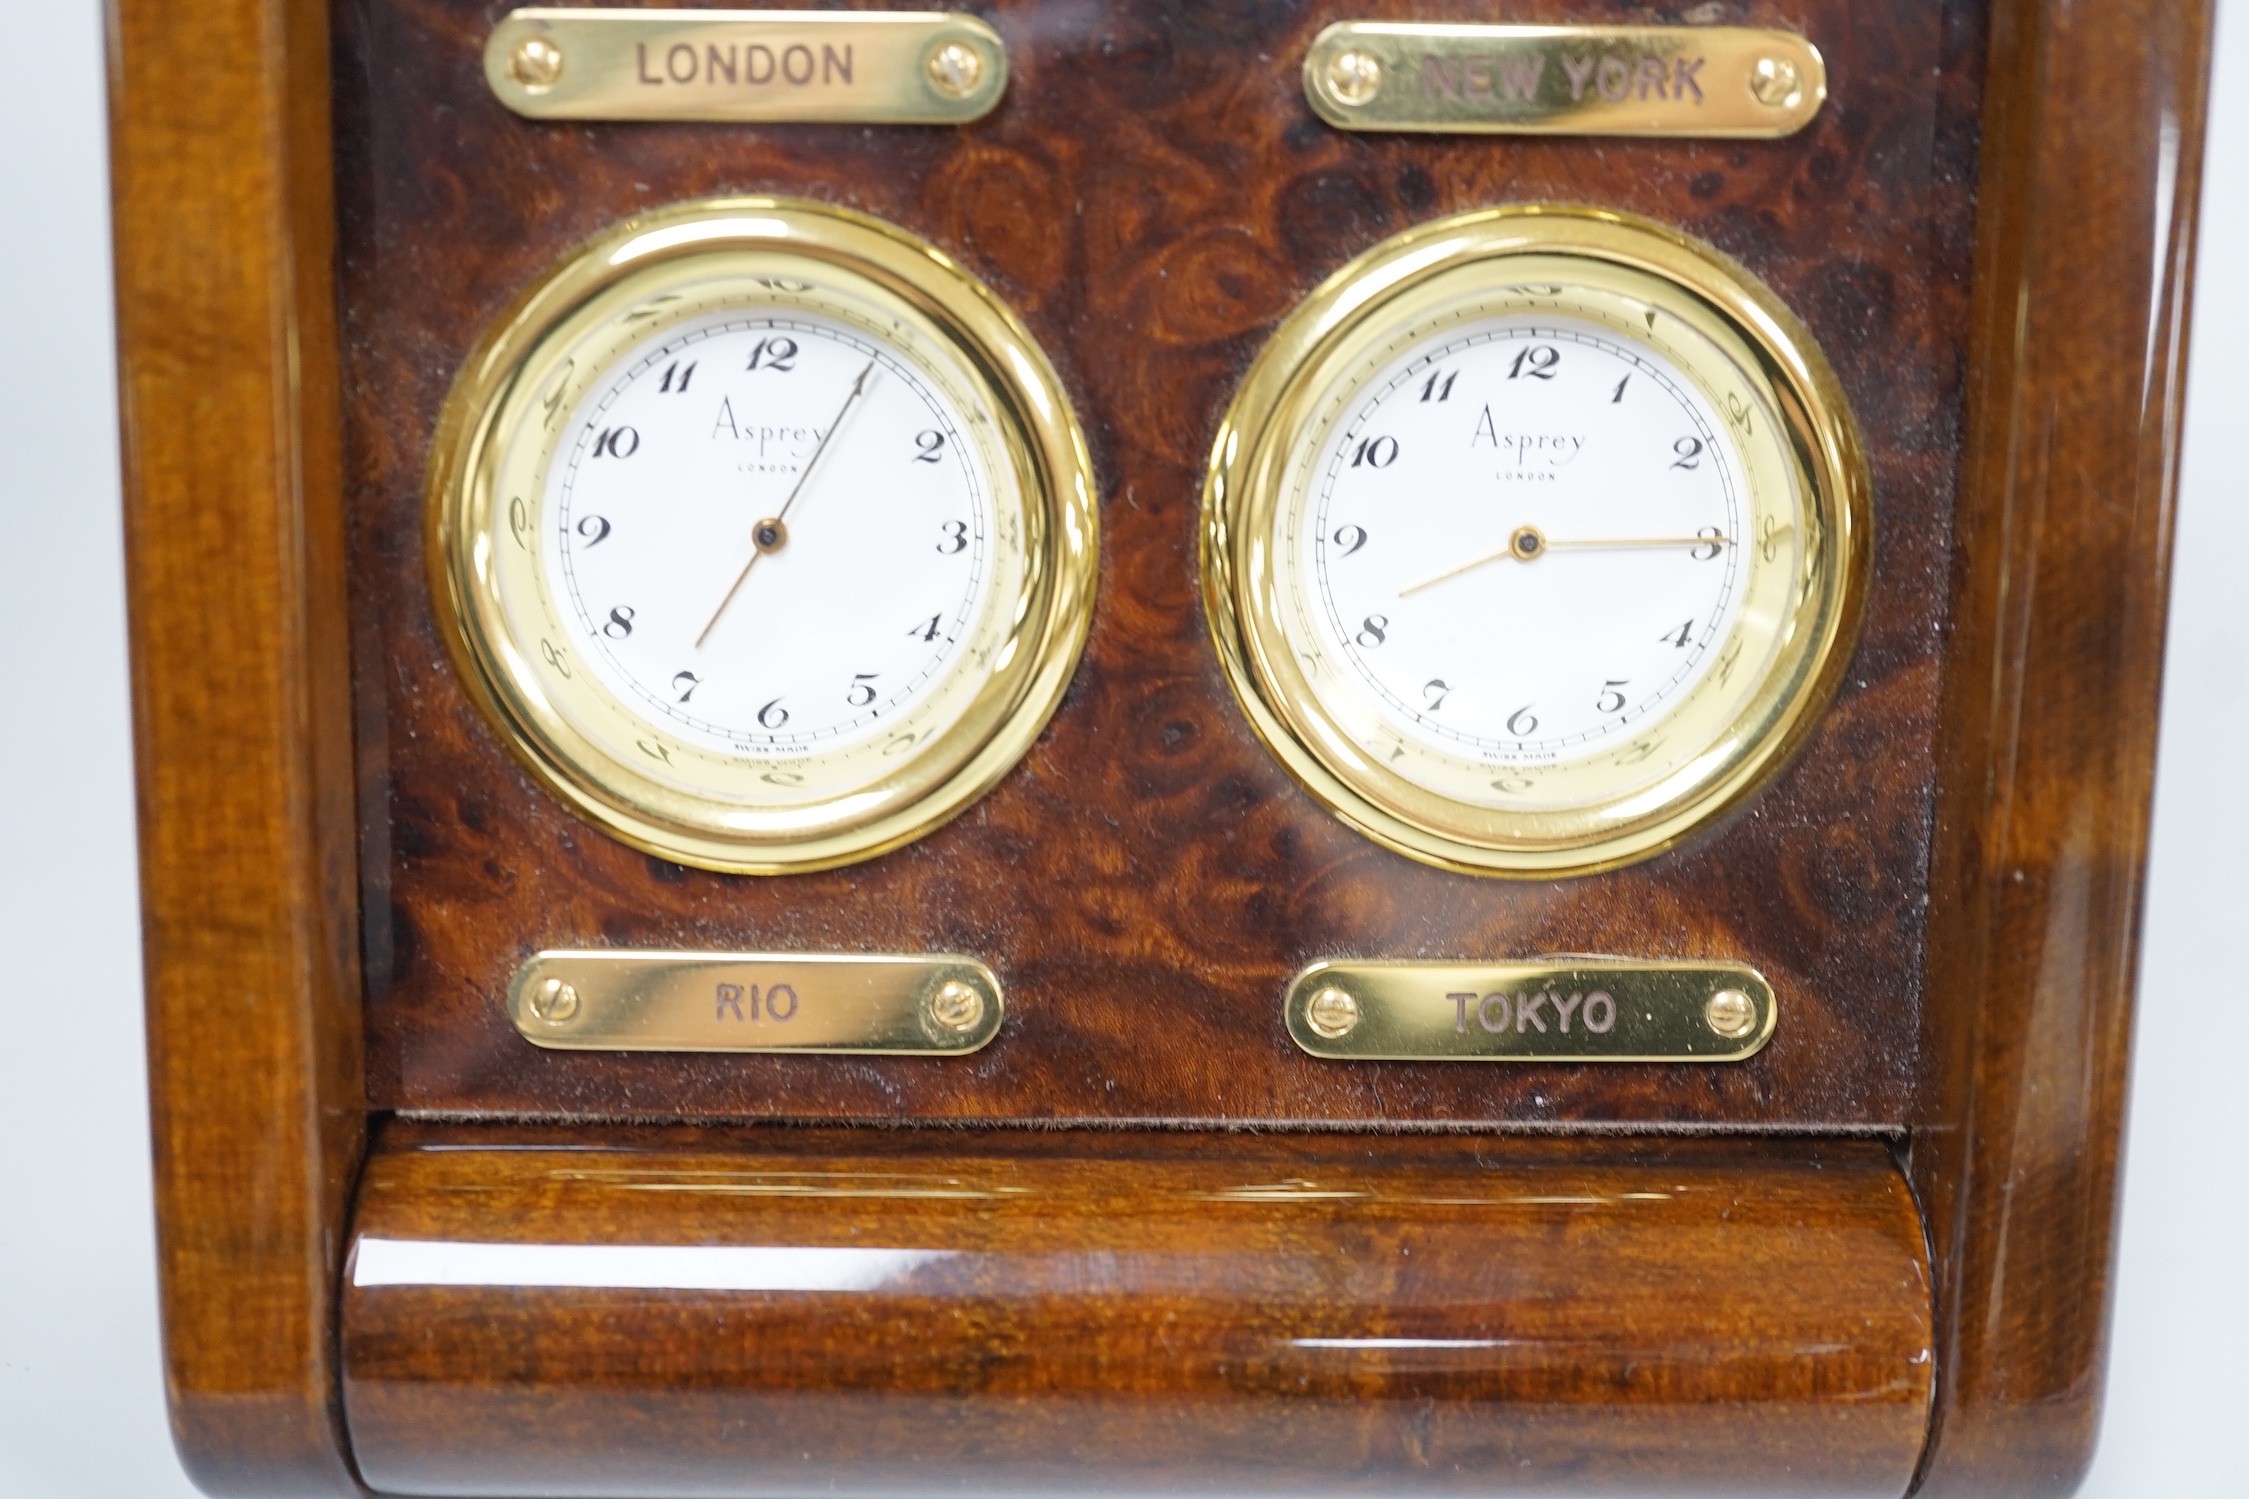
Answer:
xmin=336 ymin=0 xmax=1987 ymax=1131
xmin=343 ymin=1122 xmax=1933 ymax=1496
xmin=109 ymin=0 xmax=366 ymax=1489
xmin=1911 ymin=0 xmax=2214 ymax=1488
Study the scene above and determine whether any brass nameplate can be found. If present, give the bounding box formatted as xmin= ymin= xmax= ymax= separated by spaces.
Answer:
xmin=485 ymin=9 xmax=1007 ymax=124
xmin=508 ymin=951 xmax=1003 ymax=1054
xmin=1286 ymin=959 xmax=1775 ymax=1062
xmin=1304 ymin=23 xmax=1825 ymax=138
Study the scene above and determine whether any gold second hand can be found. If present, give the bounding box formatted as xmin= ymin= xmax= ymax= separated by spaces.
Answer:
xmin=694 ymin=359 xmax=877 ymax=650
xmin=1397 ymin=525 xmax=1734 ymax=598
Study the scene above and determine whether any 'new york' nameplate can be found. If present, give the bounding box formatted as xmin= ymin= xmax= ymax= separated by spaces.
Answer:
xmin=1304 ymin=23 xmax=1826 ymax=138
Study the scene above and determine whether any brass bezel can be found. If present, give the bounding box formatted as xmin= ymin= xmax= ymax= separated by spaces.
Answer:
xmin=1201 ymin=205 xmax=1869 ymax=877
xmin=429 ymin=197 xmax=1098 ymax=873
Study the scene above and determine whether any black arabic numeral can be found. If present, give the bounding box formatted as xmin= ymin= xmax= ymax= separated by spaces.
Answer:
xmin=1351 ymin=435 xmax=1400 ymax=469
xmin=1355 ymin=614 xmax=1388 ymax=648
xmin=576 ymin=514 xmax=611 ymax=547
xmin=937 ymin=520 xmax=968 ymax=555
xmin=1670 ymin=436 xmax=1704 ymax=470
xmin=757 ymin=697 xmax=790 ymax=730
xmin=1508 ymin=345 xmax=1559 ymax=380
xmin=592 ymin=425 xmax=640 ymax=459
xmin=1612 ymin=374 xmax=1631 ymax=403
xmin=1422 ymin=678 xmax=1451 ymax=712
xmin=658 ymin=360 xmax=696 ymax=394
xmin=913 ymin=430 xmax=946 ymax=463
xmin=1663 ymin=619 xmax=1694 ymax=648
xmin=1507 ymin=704 xmax=1539 ymax=737
xmin=603 ymin=606 xmax=635 ymax=639
xmin=1596 ymin=679 xmax=1629 ymax=714
xmin=1691 ymin=525 xmax=1725 ymax=561
xmin=846 ymin=672 xmax=879 ymax=708
xmin=672 ymin=670 xmax=701 ymax=703
xmin=909 ymin=613 xmax=942 ymax=642
xmin=745 ymin=336 xmax=798 ymax=372
xmin=1419 ymin=369 xmax=1457 ymax=403
xmin=1332 ymin=524 xmax=1368 ymax=557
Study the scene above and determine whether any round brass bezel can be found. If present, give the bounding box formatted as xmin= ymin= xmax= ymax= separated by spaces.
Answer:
xmin=1201 ymin=205 xmax=1870 ymax=877
xmin=428 ymin=197 xmax=1098 ymax=874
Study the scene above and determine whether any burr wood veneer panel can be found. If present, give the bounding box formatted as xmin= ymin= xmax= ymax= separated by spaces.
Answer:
xmin=342 ymin=1123 xmax=1935 ymax=1496
xmin=335 ymin=0 xmax=1985 ymax=1125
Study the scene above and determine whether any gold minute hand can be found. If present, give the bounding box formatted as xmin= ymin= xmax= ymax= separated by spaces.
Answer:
xmin=1397 ymin=524 xmax=1733 ymax=598
xmin=694 ymin=359 xmax=877 ymax=650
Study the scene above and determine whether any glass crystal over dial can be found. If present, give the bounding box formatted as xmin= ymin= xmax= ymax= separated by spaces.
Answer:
xmin=1205 ymin=207 xmax=1868 ymax=875
xmin=432 ymin=199 xmax=1096 ymax=873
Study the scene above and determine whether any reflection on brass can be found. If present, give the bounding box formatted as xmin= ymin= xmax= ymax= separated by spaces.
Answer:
xmin=1286 ymin=959 xmax=1775 ymax=1061
xmin=1303 ymin=23 xmax=1826 ymax=137
xmin=485 ymin=9 xmax=1008 ymax=124
xmin=508 ymin=951 xmax=1003 ymax=1054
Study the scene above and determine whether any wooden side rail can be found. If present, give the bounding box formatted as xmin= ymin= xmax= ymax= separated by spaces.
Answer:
xmin=341 ymin=1123 xmax=1933 ymax=1496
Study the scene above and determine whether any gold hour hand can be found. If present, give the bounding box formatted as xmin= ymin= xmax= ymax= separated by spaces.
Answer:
xmin=1398 ymin=524 xmax=1734 ymax=598
xmin=695 ymin=359 xmax=877 ymax=649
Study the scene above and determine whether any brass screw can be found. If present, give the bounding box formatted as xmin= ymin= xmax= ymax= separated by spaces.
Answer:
xmin=527 ymin=977 xmax=580 ymax=1025
xmin=927 ymin=980 xmax=986 ymax=1034
xmin=1325 ymin=49 xmax=1384 ymax=107
xmin=1749 ymin=56 xmax=1802 ymax=109
xmin=752 ymin=517 xmax=788 ymax=554
xmin=1305 ymin=986 xmax=1361 ymax=1040
xmin=509 ymin=35 xmax=565 ymax=93
xmin=1704 ymin=988 xmax=1756 ymax=1040
xmin=926 ymin=41 xmax=986 ymax=99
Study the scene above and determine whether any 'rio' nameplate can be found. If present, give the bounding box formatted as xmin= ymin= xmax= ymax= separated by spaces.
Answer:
xmin=508 ymin=951 xmax=1003 ymax=1054
xmin=485 ymin=9 xmax=1007 ymax=124
xmin=1285 ymin=959 xmax=1775 ymax=1062
xmin=1304 ymin=23 xmax=1825 ymax=138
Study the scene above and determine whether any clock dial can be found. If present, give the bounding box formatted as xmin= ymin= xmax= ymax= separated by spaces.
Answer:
xmin=1205 ymin=207 xmax=1868 ymax=875
xmin=432 ymin=199 xmax=1097 ymax=873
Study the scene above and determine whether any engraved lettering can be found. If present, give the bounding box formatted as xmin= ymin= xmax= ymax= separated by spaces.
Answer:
xmin=823 ymin=43 xmax=854 ymax=85
xmin=1597 ymin=55 xmax=1632 ymax=101
xmin=1635 ymin=56 xmax=1670 ymax=99
xmin=1497 ymin=54 xmax=1545 ymax=101
xmin=706 ymin=43 xmax=737 ymax=85
xmin=766 ymin=983 xmax=799 ymax=1021
xmin=1516 ymin=989 xmax=1550 ymax=1033
xmin=1478 ymin=992 xmax=1511 ymax=1033
xmin=1463 ymin=57 xmax=1494 ymax=100
xmin=1673 ymin=56 xmax=1706 ymax=101
xmin=667 ymin=43 xmax=697 ymax=84
xmin=782 ymin=43 xmax=815 ymax=84
xmin=1451 ymin=991 xmax=1476 ymax=1033
xmin=1584 ymin=990 xmax=1617 ymax=1033
xmin=716 ymin=983 xmax=746 ymax=1021
xmin=1561 ymin=52 xmax=1598 ymax=100
xmin=746 ymin=44 xmax=775 ymax=84
xmin=637 ymin=43 xmax=661 ymax=85
xmin=1553 ymin=990 xmax=1584 ymax=1031
xmin=1421 ymin=54 xmax=1463 ymax=100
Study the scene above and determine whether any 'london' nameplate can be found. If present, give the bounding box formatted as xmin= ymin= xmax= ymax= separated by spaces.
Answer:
xmin=1304 ymin=23 xmax=1826 ymax=138
xmin=485 ymin=9 xmax=1008 ymax=124
xmin=507 ymin=951 xmax=1004 ymax=1054
xmin=1285 ymin=958 xmax=1776 ymax=1062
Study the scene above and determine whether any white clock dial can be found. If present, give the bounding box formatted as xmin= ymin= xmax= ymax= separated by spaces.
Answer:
xmin=546 ymin=312 xmax=996 ymax=758
xmin=433 ymin=199 xmax=1097 ymax=873
xmin=1205 ymin=207 xmax=1868 ymax=875
xmin=1298 ymin=316 xmax=1751 ymax=769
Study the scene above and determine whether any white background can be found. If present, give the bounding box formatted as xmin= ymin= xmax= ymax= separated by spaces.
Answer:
xmin=1 ymin=3 xmax=2242 ymax=1494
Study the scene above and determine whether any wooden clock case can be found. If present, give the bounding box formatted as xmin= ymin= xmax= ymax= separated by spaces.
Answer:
xmin=109 ymin=0 xmax=2209 ymax=1493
